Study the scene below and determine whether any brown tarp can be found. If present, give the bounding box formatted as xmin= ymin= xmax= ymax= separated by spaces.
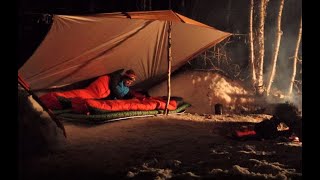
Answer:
xmin=19 ymin=10 xmax=231 ymax=90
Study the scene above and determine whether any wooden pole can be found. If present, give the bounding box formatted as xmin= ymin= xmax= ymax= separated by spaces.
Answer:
xmin=288 ymin=17 xmax=302 ymax=95
xmin=164 ymin=21 xmax=172 ymax=115
xmin=266 ymin=0 xmax=284 ymax=96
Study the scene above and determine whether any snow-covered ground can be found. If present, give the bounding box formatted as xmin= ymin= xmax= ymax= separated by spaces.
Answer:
xmin=20 ymin=113 xmax=301 ymax=180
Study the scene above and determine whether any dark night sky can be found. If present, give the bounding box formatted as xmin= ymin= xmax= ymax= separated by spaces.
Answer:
xmin=17 ymin=0 xmax=302 ymax=91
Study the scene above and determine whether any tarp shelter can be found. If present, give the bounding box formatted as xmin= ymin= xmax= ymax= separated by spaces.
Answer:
xmin=18 ymin=10 xmax=231 ymax=91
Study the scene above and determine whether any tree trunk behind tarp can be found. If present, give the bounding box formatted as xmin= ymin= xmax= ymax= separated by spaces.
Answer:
xmin=288 ymin=17 xmax=302 ymax=95
xmin=148 ymin=0 xmax=152 ymax=10
xmin=254 ymin=0 xmax=269 ymax=95
xmin=266 ymin=0 xmax=284 ymax=96
xmin=226 ymin=0 xmax=232 ymax=30
xmin=181 ymin=0 xmax=185 ymax=12
xmin=142 ymin=0 xmax=146 ymax=11
xmin=164 ymin=21 xmax=172 ymax=115
xmin=249 ymin=0 xmax=256 ymax=89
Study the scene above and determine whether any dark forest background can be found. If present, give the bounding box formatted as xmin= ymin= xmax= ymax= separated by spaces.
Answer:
xmin=17 ymin=0 xmax=302 ymax=92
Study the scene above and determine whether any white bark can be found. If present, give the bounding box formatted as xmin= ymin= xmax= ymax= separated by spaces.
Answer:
xmin=288 ymin=17 xmax=302 ymax=95
xmin=148 ymin=0 xmax=152 ymax=10
xmin=249 ymin=0 xmax=256 ymax=88
xmin=255 ymin=0 xmax=268 ymax=95
xmin=266 ymin=0 xmax=284 ymax=95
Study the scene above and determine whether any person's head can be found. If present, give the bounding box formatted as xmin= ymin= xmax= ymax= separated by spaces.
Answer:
xmin=122 ymin=69 xmax=137 ymax=86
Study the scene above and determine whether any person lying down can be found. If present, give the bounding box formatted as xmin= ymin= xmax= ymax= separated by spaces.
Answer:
xmin=39 ymin=69 xmax=186 ymax=114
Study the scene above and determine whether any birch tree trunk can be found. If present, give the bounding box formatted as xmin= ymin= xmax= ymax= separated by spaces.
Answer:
xmin=226 ymin=0 xmax=232 ymax=29
xmin=89 ymin=0 xmax=95 ymax=13
xmin=164 ymin=21 xmax=172 ymax=115
xmin=142 ymin=0 xmax=146 ymax=11
xmin=148 ymin=0 xmax=152 ymax=10
xmin=288 ymin=17 xmax=302 ymax=95
xmin=266 ymin=0 xmax=284 ymax=96
xmin=255 ymin=0 xmax=269 ymax=95
xmin=180 ymin=0 xmax=186 ymax=14
xmin=249 ymin=0 xmax=256 ymax=89
xmin=181 ymin=0 xmax=185 ymax=8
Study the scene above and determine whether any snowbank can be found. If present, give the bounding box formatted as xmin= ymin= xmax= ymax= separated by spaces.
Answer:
xmin=149 ymin=70 xmax=256 ymax=114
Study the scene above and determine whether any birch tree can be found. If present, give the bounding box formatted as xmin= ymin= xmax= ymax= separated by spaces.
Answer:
xmin=148 ymin=0 xmax=152 ymax=10
xmin=248 ymin=0 xmax=256 ymax=88
xmin=142 ymin=0 xmax=146 ymax=11
xmin=266 ymin=0 xmax=284 ymax=96
xmin=255 ymin=0 xmax=269 ymax=95
xmin=288 ymin=17 xmax=302 ymax=95
xmin=226 ymin=0 xmax=232 ymax=29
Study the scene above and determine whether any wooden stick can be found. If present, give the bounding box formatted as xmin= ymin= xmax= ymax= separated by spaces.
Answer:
xmin=164 ymin=21 xmax=172 ymax=115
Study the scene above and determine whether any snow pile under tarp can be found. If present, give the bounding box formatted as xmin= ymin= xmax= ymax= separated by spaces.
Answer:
xmin=18 ymin=86 xmax=67 ymax=156
xmin=149 ymin=70 xmax=256 ymax=114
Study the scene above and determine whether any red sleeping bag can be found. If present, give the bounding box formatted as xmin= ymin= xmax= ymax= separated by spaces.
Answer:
xmin=71 ymin=97 xmax=178 ymax=114
xmin=40 ymin=75 xmax=179 ymax=114
xmin=40 ymin=75 xmax=111 ymax=110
